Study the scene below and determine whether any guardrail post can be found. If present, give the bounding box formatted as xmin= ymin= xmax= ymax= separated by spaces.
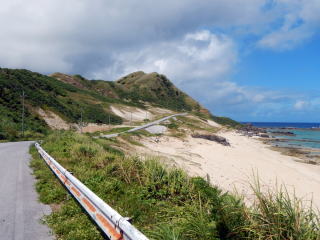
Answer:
xmin=35 ymin=142 xmax=149 ymax=240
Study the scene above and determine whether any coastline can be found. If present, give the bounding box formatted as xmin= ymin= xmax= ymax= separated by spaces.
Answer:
xmin=260 ymin=127 xmax=320 ymax=165
xmin=135 ymin=128 xmax=320 ymax=209
xmin=264 ymin=141 xmax=320 ymax=165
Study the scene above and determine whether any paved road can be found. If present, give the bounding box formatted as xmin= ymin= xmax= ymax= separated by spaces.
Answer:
xmin=101 ymin=113 xmax=187 ymax=138
xmin=0 ymin=141 xmax=54 ymax=240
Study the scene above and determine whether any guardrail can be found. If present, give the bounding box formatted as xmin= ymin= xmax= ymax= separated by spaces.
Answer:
xmin=101 ymin=113 xmax=188 ymax=138
xmin=35 ymin=142 xmax=149 ymax=240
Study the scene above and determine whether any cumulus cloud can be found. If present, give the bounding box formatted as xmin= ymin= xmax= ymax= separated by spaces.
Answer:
xmin=0 ymin=0 xmax=319 ymax=121
xmin=198 ymin=81 xmax=301 ymax=120
xmin=2 ymin=0 xmax=318 ymax=73
xmin=0 ymin=0 xmax=267 ymax=74
xmin=258 ymin=0 xmax=320 ymax=50
xmin=293 ymin=98 xmax=320 ymax=112
xmin=92 ymin=30 xmax=237 ymax=83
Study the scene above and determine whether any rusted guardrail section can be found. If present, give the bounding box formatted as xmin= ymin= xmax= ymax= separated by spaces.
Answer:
xmin=35 ymin=142 xmax=149 ymax=240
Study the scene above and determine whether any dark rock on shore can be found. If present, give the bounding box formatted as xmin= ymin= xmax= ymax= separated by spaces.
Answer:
xmin=271 ymin=131 xmax=296 ymax=136
xmin=237 ymin=123 xmax=268 ymax=137
xmin=259 ymin=133 xmax=269 ymax=138
xmin=192 ymin=134 xmax=230 ymax=146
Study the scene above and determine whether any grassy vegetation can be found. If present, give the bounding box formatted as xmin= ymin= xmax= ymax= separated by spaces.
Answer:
xmin=118 ymin=129 xmax=159 ymax=146
xmin=0 ymin=67 xmax=242 ymax=141
xmin=87 ymin=127 xmax=133 ymax=138
xmin=0 ymin=115 xmax=47 ymax=141
xmin=0 ymin=68 xmax=207 ymax=141
xmin=52 ymin=71 xmax=205 ymax=113
xmin=0 ymin=68 xmax=123 ymax=140
xmin=210 ymin=115 xmax=242 ymax=128
xmin=115 ymin=72 xmax=195 ymax=112
xmin=163 ymin=116 xmax=219 ymax=137
xmin=193 ymin=111 xmax=242 ymax=128
xmin=31 ymin=131 xmax=320 ymax=240
xmin=248 ymin=178 xmax=320 ymax=239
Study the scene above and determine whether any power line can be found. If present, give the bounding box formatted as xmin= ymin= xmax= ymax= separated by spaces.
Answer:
xmin=21 ymin=90 xmax=25 ymax=137
xmin=80 ymin=108 xmax=83 ymax=133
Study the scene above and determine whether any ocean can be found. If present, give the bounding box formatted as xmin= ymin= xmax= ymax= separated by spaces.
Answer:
xmin=244 ymin=122 xmax=320 ymax=150
xmin=245 ymin=122 xmax=320 ymax=129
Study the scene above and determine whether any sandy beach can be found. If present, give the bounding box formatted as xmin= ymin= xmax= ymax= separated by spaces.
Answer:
xmin=138 ymin=130 xmax=320 ymax=208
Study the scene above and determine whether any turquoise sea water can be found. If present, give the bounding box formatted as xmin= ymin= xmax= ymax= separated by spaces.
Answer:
xmin=270 ymin=129 xmax=320 ymax=150
xmin=246 ymin=122 xmax=320 ymax=150
xmin=245 ymin=122 xmax=320 ymax=129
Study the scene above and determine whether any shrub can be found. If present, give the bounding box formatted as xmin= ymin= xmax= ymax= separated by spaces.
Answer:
xmin=245 ymin=179 xmax=320 ymax=240
xmin=30 ymin=131 xmax=320 ymax=240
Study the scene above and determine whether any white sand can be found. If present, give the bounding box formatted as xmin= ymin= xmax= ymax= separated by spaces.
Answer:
xmin=139 ymin=131 xmax=320 ymax=208
xmin=207 ymin=119 xmax=221 ymax=128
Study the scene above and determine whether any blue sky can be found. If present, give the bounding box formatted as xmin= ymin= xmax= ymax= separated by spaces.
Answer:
xmin=0 ymin=0 xmax=319 ymax=122
xmin=236 ymin=35 xmax=320 ymax=91
xmin=220 ymin=32 xmax=320 ymax=122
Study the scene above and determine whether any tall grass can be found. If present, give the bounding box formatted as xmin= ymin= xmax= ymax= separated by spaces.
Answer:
xmin=244 ymin=178 xmax=320 ymax=240
xmin=30 ymin=131 xmax=320 ymax=240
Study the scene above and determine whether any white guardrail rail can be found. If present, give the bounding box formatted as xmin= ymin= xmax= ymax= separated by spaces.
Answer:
xmin=35 ymin=142 xmax=149 ymax=240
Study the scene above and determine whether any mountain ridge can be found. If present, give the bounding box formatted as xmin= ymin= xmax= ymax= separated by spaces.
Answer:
xmin=0 ymin=67 xmax=238 ymax=140
xmin=50 ymin=71 xmax=210 ymax=115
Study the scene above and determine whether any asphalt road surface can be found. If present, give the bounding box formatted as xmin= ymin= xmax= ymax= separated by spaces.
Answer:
xmin=101 ymin=112 xmax=187 ymax=138
xmin=0 ymin=141 xmax=54 ymax=240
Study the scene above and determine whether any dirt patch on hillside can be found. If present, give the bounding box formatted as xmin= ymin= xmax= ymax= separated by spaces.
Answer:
xmin=206 ymin=119 xmax=221 ymax=128
xmin=148 ymin=107 xmax=174 ymax=115
xmin=37 ymin=108 xmax=70 ymax=130
xmin=186 ymin=115 xmax=221 ymax=128
xmin=81 ymin=123 xmax=112 ymax=133
xmin=50 ymin=73 xmax=86 ymax=89
xmin=110 ymin=106 xmax=152 ymax=122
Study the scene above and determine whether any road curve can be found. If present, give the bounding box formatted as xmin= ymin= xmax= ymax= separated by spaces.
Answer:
xmin=101 ymin=113 xmax=187 ymax=138
xmin=0 ymin=141 xmax=54 ymax=240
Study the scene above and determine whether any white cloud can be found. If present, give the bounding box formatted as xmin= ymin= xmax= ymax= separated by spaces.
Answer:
xmin=258 ymin=0 xmax=320 ymax=50
xmin=294 ymin=100 xmax=308 ymax=110
xmin=2 ymin=0 xmax=317 ymax=73
xmin=92 ymin=30 xmax=237 ymax=83
xmin=293 ymin=98 xmax=320 ymax=112
xmin=0 ymin=0 xmax=319 ymax=121
xmin=0 ymin=0 xmax=267 ymax=74
xmin=258 ymin=27 xmax=312 ymax=50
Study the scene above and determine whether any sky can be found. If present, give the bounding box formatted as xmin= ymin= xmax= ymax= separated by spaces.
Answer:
xmin=0 ymin=0 xmax=319 ymax=122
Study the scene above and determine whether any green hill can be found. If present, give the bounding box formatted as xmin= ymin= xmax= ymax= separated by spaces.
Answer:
xmin=115 ymin=71 xmax=208 ymax=112
xmin=0 ymin=68 xmax=123 ymax=140
xmin=0 ymin=68 xmax=238 ymax=140
xmin=51 ymin=71 xmax=210 ymax=114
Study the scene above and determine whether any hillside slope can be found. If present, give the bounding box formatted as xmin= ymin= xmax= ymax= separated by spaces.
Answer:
xmin=51 ymin=71 xmax=210 ymax=114
xmin=51 ymin=72 xmax=241 ymax=127
xmin=116 ymin=71 xmax=208 ymax=113
xmin=1 ymin=68 xmax=238 ymax=140
xmin=0 ymin=68 xmax=123 ymax=140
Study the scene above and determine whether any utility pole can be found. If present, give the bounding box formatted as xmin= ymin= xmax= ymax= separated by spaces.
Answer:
xmin=21 ymin=90 xmax=25 ymax=137
xmin=80 ymin=109 xmax=83 ymax=133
